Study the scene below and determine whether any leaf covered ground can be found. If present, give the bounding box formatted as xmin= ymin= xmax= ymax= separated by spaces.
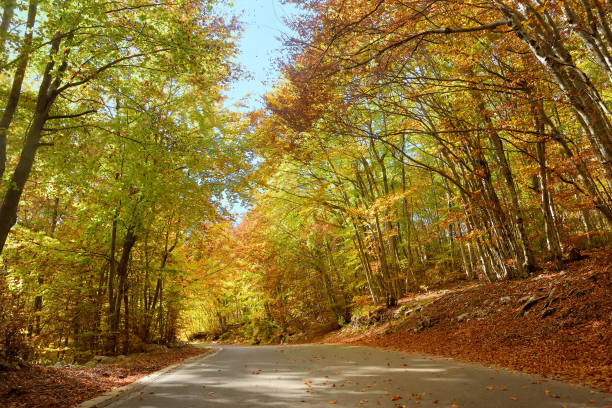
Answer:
xmin=0 ymin=346 xmax=212 ymax=408
xmin=322 ymin=248 xmax=612 ymax=393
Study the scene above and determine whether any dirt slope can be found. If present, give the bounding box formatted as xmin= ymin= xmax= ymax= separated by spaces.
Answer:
xmin=322 ymin=248 xmax=612 ymax=392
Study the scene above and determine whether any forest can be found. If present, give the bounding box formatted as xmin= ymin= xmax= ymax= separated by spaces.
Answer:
xmin=185 ymin=0 xmax=612 ymax=345
xmin=0 ymin=0 xmax=611 ymax=383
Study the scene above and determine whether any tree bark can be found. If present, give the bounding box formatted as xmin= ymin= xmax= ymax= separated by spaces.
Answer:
xmin=0 ymin=0 xmax=16 ymax=60
xmin=483 ymin=111 xmax=535 ymax=273
xmin=0 ymin=0 xmax=38 ymax=180
xmin=110 ymin=227 xmax=137 ymax=352
xmin=0 ymin=30 xmax=69 ymax=254
xmin=536 ymin=141 xmax=563 ymax=263
xmin=497 ymin=2 xmax=612 ymax=189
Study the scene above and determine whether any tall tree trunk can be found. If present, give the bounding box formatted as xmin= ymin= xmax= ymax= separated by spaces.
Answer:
xmin=536 ymin=141 xmax=563 ymax=264
xmin=0 ymin=0 xmax=16 ymax=60
xmin=0 ymin=31 xmax=67 ymax=254
xmin=472 ymin=89 xmax=534 ymax=275
xmin=123 ymin=291 xmax=129 ymax=354
xmin=0 ymin=0 xmax=38 ymax=180
xmin=144 ymin=226 xmax=178 ymax=342
xmin=488 ymin=126 xmax=534 ymax=273
xmin=110 ymin=227 xmax=137 ymax=352
xmin=108 ymin=216 xmax=118 ymax=320
xmin=499 ymin=3 xmax=612 ymax=188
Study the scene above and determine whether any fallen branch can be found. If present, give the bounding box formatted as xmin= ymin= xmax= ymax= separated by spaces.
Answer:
xmin=515 ymin=294 xmax=547 ymax=318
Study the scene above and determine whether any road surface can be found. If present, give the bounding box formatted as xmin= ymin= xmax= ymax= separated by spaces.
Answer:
xmin=107 ymin=345 xmax=610 ymax=407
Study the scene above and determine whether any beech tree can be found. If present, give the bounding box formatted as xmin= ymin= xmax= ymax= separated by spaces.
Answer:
xmin=1 ymin=0 xmax=611 ymax=359
xmin=0 ymin=0 xmax=239 ymax=253
xmin=0 ymin=0 xmax=250 ymax=360
xmin=182 ymin=0 xmax=611 ymax=339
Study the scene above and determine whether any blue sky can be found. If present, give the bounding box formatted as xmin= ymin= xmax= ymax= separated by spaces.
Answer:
xmin=223 ymin=0 xmax=302 ymax=111
xmin=219 ymin=1 xmax=303 ymax=219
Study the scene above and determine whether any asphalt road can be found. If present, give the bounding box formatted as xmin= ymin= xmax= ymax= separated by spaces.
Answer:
xmin=107 ymin=345 xmax=610 ymax=407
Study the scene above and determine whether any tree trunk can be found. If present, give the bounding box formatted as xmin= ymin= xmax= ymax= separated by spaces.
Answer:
xmin=108 ymin=216 xmax=118 ymax=319
xmin=536 ymin=141 xmax=563 ymax=264
xmin=487 ymin=123 xmax=535 ymax=273
xmin=0 ymin=0 xmax=16 ymax=60
xmin=0 ymin=0 xmax=37 ymax=180
xmin=0 ymin=31 xmax=66 ymax=255
xmin=110 ymin=227 xmax=137 ymax=352
xmin=499 ymin=3 xmax=612 ymax=188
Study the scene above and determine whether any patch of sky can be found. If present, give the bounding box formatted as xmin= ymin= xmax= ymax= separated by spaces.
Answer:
xmin=221 ymin=0 xmax=303 ymax=112
xmin=218 ymin=0 xmax=304 ymax=221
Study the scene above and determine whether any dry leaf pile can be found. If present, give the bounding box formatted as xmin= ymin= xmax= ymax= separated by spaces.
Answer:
xmin=324 ymin=248 xmax=612 ymax=392
xmin=0 ymin=346 xmax=212 ymax=408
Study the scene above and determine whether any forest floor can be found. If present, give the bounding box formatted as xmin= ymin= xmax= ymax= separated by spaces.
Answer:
xmin=0 ymin=346 xmax=212 ymax=408
xmin=321 ymin=248 xmax=612 ymax=393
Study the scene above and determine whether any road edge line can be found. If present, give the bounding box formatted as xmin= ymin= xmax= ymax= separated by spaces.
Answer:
xmin=76 ymin=347 xmax=222 ymax=408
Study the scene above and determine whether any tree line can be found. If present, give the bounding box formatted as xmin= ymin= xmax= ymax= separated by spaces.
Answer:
xmin=189 ymin=0 xmax=612 ymax=343
xmin=0 ymin=0 xmax=248 ymax=363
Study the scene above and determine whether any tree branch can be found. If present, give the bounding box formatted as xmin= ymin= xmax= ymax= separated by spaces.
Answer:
xmin=56 ymin=48 xmax=170 ymax=94
xmin=47 ymin=109 xmax=97 ymax=120
xmin=346 ymin=19 xmax=512 ymax=70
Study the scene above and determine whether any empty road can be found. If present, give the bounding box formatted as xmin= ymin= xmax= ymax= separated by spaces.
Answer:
xmin=106 ymin=345 xmax=610 ymax=407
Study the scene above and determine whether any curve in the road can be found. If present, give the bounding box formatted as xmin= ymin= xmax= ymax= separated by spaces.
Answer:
xmin=105 ymin=345 xmax=611 ymax=407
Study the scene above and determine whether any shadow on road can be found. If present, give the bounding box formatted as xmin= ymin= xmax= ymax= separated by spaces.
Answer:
xmin=108 ymin=345 xmax=610 ymax=408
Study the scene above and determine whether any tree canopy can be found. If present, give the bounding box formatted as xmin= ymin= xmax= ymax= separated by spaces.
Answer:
xmin=1 ymin=0 xmax=611 ymax=359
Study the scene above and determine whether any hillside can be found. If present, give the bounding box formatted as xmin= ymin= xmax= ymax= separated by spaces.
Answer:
xmin=322 ymin=249 xmax=612 ymax=392
xmin=2 ymin=0 xmax=612 ymax=406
